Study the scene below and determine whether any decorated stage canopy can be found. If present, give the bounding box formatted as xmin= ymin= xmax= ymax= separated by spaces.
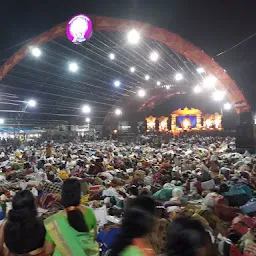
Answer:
xmin=146 ymin=107 xmax=222 ymax=133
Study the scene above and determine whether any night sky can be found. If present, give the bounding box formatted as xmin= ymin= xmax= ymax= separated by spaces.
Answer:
xmin=1 ymin=0 xmax=256 ymax=110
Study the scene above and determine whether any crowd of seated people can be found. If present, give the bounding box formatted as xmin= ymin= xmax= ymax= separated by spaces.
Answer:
xmin=0 ymin=178 xmax=219 ymax=256
xmin=0 ymin=136 xmax=255 ymax=256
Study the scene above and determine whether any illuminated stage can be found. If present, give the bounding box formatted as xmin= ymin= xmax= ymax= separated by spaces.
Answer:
xmin=146 ymin=107 xmax=222 ymax=134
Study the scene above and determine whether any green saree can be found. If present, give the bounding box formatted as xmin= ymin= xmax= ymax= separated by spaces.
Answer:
xmin=45 ymin=211 xmax=99 ymax=256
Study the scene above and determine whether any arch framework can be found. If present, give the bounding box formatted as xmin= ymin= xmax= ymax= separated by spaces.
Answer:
xmin=0 ymin=16 xmax=250 ymax=114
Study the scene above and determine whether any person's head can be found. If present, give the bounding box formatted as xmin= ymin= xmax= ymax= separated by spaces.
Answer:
xmin=140 ymin=188 xmax=152 ymax=197
xmin=228 ymin=232 xmax=242 ymax=244
xmin=24 ymin=162 xmax=31 ymax=169
xmin=8 ymin=190 xmax=36 ymax=221
xmin=5 ymin=190 xmax=45 ymax=254
xmin=110 ymin=207 xmax=154 ymax=256
xmin=129 ymin=185 xmax=139 ymax=197
xmin=40 ymin=159 xmax=46 ymax=165
xmin=61 ymin=178 xmax=88 ymax=232
xmin=131 ymin=196 xmax=156 ymax=215
xmin=122 ymin=207 xmax=154 ymax=236
xmin=167 ymin=217 xmax=216 ymax=256
xmin=155 ymin=201 xmax=166 ymax=218
xmin=219 ymin=183 xmax=229 ymax=193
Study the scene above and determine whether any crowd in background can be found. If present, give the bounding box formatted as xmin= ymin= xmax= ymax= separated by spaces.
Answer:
xmin=0 ymin=135 xmax=255 ymax=255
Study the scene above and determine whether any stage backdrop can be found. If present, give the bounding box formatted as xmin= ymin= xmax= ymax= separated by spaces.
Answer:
xmin=176 ymin=116 xmax=197 ymax=128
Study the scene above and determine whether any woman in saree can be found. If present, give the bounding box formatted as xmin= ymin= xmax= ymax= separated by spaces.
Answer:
xmin=148 ymin=204 xmax=170 ymax=255
xmin=167 ymin=217 xmax=217 ymax=256
xmin=109 ymin=196 xmax=156 ymax=256
xmin=0 ymin=190 xmax=46 ymax=256
xmin=44 ymin=178 xmax=99 ymax=256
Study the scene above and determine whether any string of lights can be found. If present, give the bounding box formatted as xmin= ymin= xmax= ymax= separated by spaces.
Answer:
xmin=0 ymin=28 xmax=233 ymax=125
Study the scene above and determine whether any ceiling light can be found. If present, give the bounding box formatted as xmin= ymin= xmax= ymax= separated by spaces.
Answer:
xmin=203 ymin=75 xmax=217 ymax=88
xmin=194 ymin=86 xmax=202 ymax=94
xmin=213 ymin=90 xmax=225 ymax=101
xmin=69 ymin=62 xmax=78 ymax=72
xmin=109 ymin=53 xmax=115 ymax=60
xmin=150 ymin=51 xmax=159 ymax=62
xmin=27 ymin=99 xmax=37 ymax=107
xmin=0 ymin=119 xmax=4 ymax=125
xmin=197 ymin=67 xmax=205 ymax=74
xmin=145 ymin=75 xmax=150 ymax=80
xmin=114 ymin=80 xmax=121 ymax=87
xmin=127 ymin=29 xmax=140 ymax=44
xmin=85 ymin=117 xmax=91 ymax=123
xmin=175 ymin=73 xmax=183 ymax=81
xmin=31 ymin=47 xmax=41 ymax=57
xmin=157 ymin=81 xmax=161 ymax=86
xmin=82 ymin=105 xmax=91 ymax=113
xmin=138 ymin=89 xmax=146 ymax=97
xmin=115 ymin=109 xmax=122 ymax=116
xmin=224 ymin=103 xmax=232 ymax=110
xmin=130 ymin=67 xmax=135 ymax=73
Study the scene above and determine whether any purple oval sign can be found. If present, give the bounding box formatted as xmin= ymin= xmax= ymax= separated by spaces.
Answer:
xmin=66 ymin=14 xmax=93 ymax=44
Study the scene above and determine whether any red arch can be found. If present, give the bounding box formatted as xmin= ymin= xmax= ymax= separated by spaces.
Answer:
xmin=0 ymin=16 xmax=250 ymax=113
